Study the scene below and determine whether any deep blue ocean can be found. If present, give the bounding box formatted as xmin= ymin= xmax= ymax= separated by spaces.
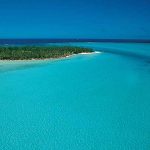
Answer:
xmin=0 ymin=40 xmax=150 ymax=149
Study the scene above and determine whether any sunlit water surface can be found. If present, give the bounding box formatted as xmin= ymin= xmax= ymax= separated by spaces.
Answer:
xmin=0 ymin=42 xmax=150 ymax=150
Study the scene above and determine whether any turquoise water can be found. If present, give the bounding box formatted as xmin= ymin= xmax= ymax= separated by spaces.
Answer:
xmin=0 ymin=42 xmax=150 ymax=149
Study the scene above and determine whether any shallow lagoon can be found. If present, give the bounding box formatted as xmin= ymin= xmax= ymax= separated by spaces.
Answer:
xmin=0 ymin=42 xmax=150 ymax=150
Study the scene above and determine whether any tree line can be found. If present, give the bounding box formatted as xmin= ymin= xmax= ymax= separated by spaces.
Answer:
xmin=0 ymin=46 xmax=93 ymax=60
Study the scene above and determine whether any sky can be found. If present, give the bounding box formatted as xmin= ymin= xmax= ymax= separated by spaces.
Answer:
xmin=0 ymin=0 xmax=150 ymax=39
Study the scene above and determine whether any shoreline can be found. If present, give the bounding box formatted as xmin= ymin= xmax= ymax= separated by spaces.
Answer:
xmin=0 ymin=51 xmax=101 ymax=64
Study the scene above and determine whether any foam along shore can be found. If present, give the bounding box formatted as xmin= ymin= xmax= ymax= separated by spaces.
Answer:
xmin=80 ymin=51 xmax=101 ymax=54
xmin=61 ymin=51 xmax=101 ymax=58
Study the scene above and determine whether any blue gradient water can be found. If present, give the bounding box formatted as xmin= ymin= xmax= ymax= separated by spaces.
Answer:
xmin=0 ymin=42 xmax=150 ymax=149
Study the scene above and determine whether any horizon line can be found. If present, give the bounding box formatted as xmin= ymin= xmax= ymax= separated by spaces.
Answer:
xmin=0 ymin=38 xmax=150 ymax=43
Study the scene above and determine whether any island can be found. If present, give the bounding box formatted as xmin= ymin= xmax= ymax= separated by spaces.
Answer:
xmin=0 ymin=46 xmax=94 ymax=60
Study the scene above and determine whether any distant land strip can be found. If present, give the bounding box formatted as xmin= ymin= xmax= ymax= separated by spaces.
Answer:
xmin=0 ymin=39 xmax=150 ymax=45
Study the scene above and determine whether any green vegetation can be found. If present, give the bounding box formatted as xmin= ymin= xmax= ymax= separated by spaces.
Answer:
xmin=0 ymin=46 xmax=94 ymax=60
